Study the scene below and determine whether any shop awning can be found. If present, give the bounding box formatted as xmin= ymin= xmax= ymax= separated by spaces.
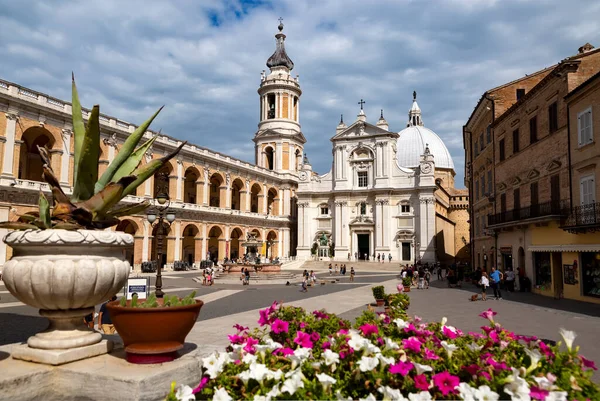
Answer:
xmin=528 ymin=244 xmax=600 ymax=253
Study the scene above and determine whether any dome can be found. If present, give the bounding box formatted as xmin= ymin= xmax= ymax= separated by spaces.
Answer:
xmin=396 ymin=125 xmax=455 ymax=170
xmin=395 ymin=92 xmax=455 ymax=171
xmin=266 ymin=22 xmax=294 ymax=71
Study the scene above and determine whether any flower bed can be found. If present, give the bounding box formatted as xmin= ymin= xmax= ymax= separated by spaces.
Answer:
xmin=167 ymin=299 xmax=598 ymax=400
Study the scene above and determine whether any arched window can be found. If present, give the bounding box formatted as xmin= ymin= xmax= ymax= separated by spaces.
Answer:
xmin=267 ymin=94 xmax=276 ymax=119
xmin=184 ymin=167 xmax=200 ymax=204
xmin=231 ymin=179 xmax=243 ymax=210
xmin=19 ymin=127 xmax=55 ymax=181
xmin=265 ymin=147 xmax=274 ymax=170
xmin=360 ymin=202 xmax=367 ymax=215
xmin=209 ymin=174 xmax=223 ymax=207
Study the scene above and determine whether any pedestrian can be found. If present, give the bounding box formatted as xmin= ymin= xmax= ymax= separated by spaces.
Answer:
xmin=479 ymin=272 xmax=490 ymax=301
xmin=329 ymin=263 xmax=333 ymax=275
xmin=301 ymin=276 xmax=308 ymax=292
xmin=377 ymin=253 xmax=381 ymax=263
xmin=490 ymin=266 xmax=503 ymax=300
xmin=350 ymin=267 xmax=355 ymax=282
xmin=347 ymin=252 xmax=351 ymax=261
xmin=417 ymin=268 xmax=425 ymax=289
xmin=388 ymin=253 xmax=392 ymax=263
xmin=437 ymin=265 xmax=443 ymax=281
xmin=354 ymin=252 xmax=358 ymax=261
xmin=401 ymin=268 xmax=407 ymax=279
xmin=310 ymin=270 xmax=317 ymax=285
xmin=98 ymin=295 xmax=117 ymax=334
xmin=517 ymin=267 xmax=525 ymax=292
xmin=424 ymin=269 xmax=431 ymax=289
xmin=334 ymin=264 xmax=339 ymax=274
xmin=202 ymin=270 xmax=207 ymax=286
xmin=83 ymin=312 xmax=95 ymax=329
xmin=505 ymin=268 xmax=515 ymax=292
xmin=245 ymin=268 xmax=251 ymax=285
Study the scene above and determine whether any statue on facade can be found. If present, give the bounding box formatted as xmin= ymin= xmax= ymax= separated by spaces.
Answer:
xmin=319 ymin=233 xmax=328 ymax=246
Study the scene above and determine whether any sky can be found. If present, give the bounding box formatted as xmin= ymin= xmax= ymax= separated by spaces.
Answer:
xmin=1 ymin=0 xmax=599 ymax=188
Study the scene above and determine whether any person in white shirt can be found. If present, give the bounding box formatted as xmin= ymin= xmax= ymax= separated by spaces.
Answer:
xmin=479 ymin=272 xmax=490 ymax=301
xmin=505 ymin=268 xmax=515 ymax=292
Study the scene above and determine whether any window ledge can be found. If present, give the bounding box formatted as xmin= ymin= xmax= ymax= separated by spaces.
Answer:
xmin=577 ymin=140 xmax=596 ymax=150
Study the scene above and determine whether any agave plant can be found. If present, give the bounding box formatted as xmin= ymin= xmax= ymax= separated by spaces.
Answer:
xmin=0 ymin=74 xmax=185 ymax=231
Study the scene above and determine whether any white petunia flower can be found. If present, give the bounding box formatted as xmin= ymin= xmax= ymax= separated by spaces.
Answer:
xmin=378 ymin=385 xmax=407 ymax=401
xmin=394 ymin=318 xmax=408 ymax=329
xmin=323 ymin=349 xmax=340 ymax=369
xmin=212 ymin=387 xmax=234 ymax=401
xmin=289 ymin=347 xmax=311 ymax=369
xmin=559 ymin=328 xmax=577 ymax=351
xmin=440 ymin=341 xmax=459 ymax=358
xmin=261 ymin=336 xmax=282 ymax=350
xmin=248 ymin=362 xmax=270 ymax=383
xmin=281 ymin=370 xmax=305 ymax=395
xmin=348 ymin=330 xmax=369 ymax=351
xmin=474 ymin=385 xmax=500 ymax=401
xmin=316 ymin=372 xmax=337 ymax=390
xmin=377 ymin=353 xmax=395 ymax=366
xmin=456 ymin=382 xmax=476 ymax=401
xmin=266 ymin=385 xmax=281 ymax=399
xmin=253 ymin=396 xmax=267 ymax=401
xmin=237 ymin=369 xmax=252 ymax=385
xmin=524 ymin=348 xmax=542 ymax=370
xmin=467 ymin=342 xmax=484 ymax=352
xmin=413 ymin=362 xmax=433 ymax=375
xmin=545 ymin=391 xmax=568 ymax=401
xmin=359 ymin=394 xmax=377 ymax=401
xmin=364 ymin=342 xmax=381 ymax=354
xmin=175 ymin=384 xmax=195 ymax=401
xmin=385 ymin=337 xmax=400 ymax=350
xmin=408 ymin=391 xmax=433 ymax=401
xmin=242 ymin=352 xmax=258 ymax=365
xmin=266 ymin=368 xmax=283 ymax=381
xmin=358 ymin=355 xmax=380 ymax=372
xmin=202 ymin=353 xmax=231 ymax=379
xmin=533 ymin=376 xmax=556 ymax=391
xmin=336 ymin=390 xmax=353 ymax=401
xmin=441 ymin=317 xmax=448 ymax=326
xmin=503 ymin=368 xmax=530 ymax=401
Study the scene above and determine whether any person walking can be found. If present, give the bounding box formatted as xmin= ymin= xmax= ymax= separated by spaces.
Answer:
xmin=244 ymin=268 xmax=251 ymax=285
xmin=388 ymin=253 xmax=392 ymax=263
xmin=377 ymin=253 xmax=381 ymax=263
xmin=479 ymin=272 xmax=490 ymax=301
xmin=329 ymin=263 xmax=333 ymax=275
xmin=417 ymin=268 xmax=425 ymax=289
xmin=98 ymin=296 xmax=117 ymax=334
xmin=301 ymin=276 xmax=308 ymax=292
xmin=490 ymin=266 xmax=503 ymax=300
xmin=310 ymin=270 xmax=317 ymax=285
xmin=350 ymin=267 xmax=355 ymax=282
xmin=437 ymin=264 xmax=443 ymax=281
xmin=354 ymin=252 xmax=358 ymax=261
xmin=505 ymin=268 xmax=515 ymax=292
xmin=424 ymin=269 xmax=431 ymax=289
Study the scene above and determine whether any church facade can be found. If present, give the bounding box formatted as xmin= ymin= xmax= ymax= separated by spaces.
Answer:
xmin=0 ymin=22 xmax=468 ymax=268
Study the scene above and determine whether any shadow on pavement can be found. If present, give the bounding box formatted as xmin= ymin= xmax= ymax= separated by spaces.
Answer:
xmin=0 ymin=313 xmax=48 ymax=345
xmin=429 ymin=278 xmax=600 ymax=318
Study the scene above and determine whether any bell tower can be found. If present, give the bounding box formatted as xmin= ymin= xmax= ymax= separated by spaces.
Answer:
xmin=253 ymin=19 xmax=306 ymax=173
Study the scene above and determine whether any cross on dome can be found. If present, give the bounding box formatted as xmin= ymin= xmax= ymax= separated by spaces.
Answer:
xmin=358 ymin=99 xmax=365 ymax=110
xmin=407 ymin=90 xmax=423 ymax=127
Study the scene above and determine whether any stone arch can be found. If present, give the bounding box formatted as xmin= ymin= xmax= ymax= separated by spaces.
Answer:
xmin=151 ymin=221 xmax=172 ymax=268
xmin=116 ymin=219 xmax=139 ymax=266
xmin=230 ymin=178 xmax=244 ymax=211
xmin=182 ymin=223 xmax=200 ymax=265
xmin=207 ymin=225 xmax=224 ymax=262
xmin=267 ymin=187 xmax=278 ymax=216
xmin=264 ymin=146 xmax=274 ymax=170
xmin=230 ymin=227 xmax=244 ymax=260
xmin=153 ymin=161 xmax=173 ymax=198
xmin=209 ymin=172 xmax=224 ymax=208
xmin=184 ymin=166 xmax=201 ymax=204
xmin=350 ymin=144 xmax=374 ymax=159
xmin=250 ymin=183 xmax=263 ymax=213
xmin=18 ymin=126 xmax=57 ymax=181
xmin=266 ymin=230 xmax=278 ymax=259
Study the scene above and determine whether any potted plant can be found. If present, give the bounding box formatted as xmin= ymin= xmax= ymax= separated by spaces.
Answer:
xmin=107 ymin=292 xmax=203 ymax=364
xmin=0 ymin=75 xmax=184 ymax=365
xmin=371 ymin=285 xmax=386 ymax=306
xmin=402 ymin=276 xmax=412 ymax=292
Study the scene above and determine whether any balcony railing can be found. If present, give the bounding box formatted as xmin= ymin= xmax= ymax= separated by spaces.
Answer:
xmin=488 ymin=200 xmax=569 ymax=226
xmin=561 ymin=202 xmax=600 ymax=233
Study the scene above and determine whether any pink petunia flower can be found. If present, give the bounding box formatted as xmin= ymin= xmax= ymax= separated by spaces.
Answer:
xmin=359 ymin=324 xmax=379 ymax=337
xmin=273 ymin=347 xmax=294 ymax=356
xmin=432 ymin=371 xmax=460 ymax=396
xmin=486 ymin=357 xmax=509 ymax=371
xmin=389 ymin=360 xmax=414 ymax=376
xmin=403 ymin=337 xmax=422 ymax=353
xmin=294 ymin=331 xmax=314 ymax=348
xmin=258 ymin=308 xmax=271 ymax=326
xmin=464 ymin=364 xmax=480 ymax=376
xmin=192 ymin=376 xmax=210 ymax=394
xmin=413 ymin=374 xmax=430 ymax=391
xmin=442 ymin=326 xmax=458 ymax=339
xmin=479 ymin=308 xmax=497 ymax=321
xmin=310 ymin=332 xmax=320 ymax=342
xmin=228 ymin=334 xmax=245 ymax=344
xmin=299 ymin=322 xmax=307 ymax=329
xmin=414 ymin=316 xmax=422 ymax=323
xmin=539 ymin=341 xmax=555 ymax=359
xmin=271 ymin=319 xmax=289 ymax=334
xmin=580 ymin=355 xmax=598 ymax=371
xmin=313 ymin=310 xmax=329 ymax=319
xmin=529 ymin=386 xmax=549 ymax=400
xmin=377 ymin=337 xmax=385 ymax=346
xmin=322 ymin=341 xmax=331 ymax=349
xmin=338 ymin=329 xmax=349 ymax=335
xmin=233 ymin=324 xmax=249 ymax=332
xmin=479 ymin=371 xmax=491 ymax=381
xmin=244 ymin=337 xmax=259 ymax=353
xmin=481 ymin=326 xmax=493 ymax=334
xmin=489 ymin=331 xmax=499 ymax=343
xmin=404 ymin=323 xmax=416 ymax=333
xmin=424 ymin=348 xmax=440 ymax=360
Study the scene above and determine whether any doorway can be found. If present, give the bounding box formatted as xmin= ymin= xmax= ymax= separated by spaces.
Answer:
xmin=401 ymin=242 xmax=411 ymax=261
xmin=552 ymin=252 xmax=563 ymax=299
xmin=357 ymin=234 xmax=370 ymax=260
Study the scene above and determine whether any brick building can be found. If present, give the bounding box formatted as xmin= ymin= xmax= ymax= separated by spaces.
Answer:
xmin=464 ymin=43 xmax=600 ymax=304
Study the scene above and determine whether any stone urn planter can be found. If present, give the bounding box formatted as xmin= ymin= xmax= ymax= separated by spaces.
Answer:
xmin=106 ymin=299 xmax=204 ymax=364
xmin=2 ymin=229 xmax=132 ymax=365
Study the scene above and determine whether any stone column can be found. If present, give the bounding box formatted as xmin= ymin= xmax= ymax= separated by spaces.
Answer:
xmin=60 ymin=129 xmax=72 ymax=186
xmin=276 ymin=142 xmax=282 ymax=171
xmin=144 ymin=152 xmax=153 ymax=197
xmin=176 ymin=159 xmax=183 ymax=202
xmin=245 ymin=179 xmax=251 ymax=211
xmin=282 ymin=187 xmax=290 ymax=216
xmin=225 ymin=173 xmax=231 ymax=208
xmin=203 ymin=167 xmax=210 ymax=205
xmin=1 ymin=112 xmax=18 ymax=178
xmin=174 ymin=221 xmax=181 ymax=262
xmin=278 ymin=189 xmax=283 ymax=216
xmin=201 ymin=224 xmax=208 ymax=260
xmin=196 ymin=180 xmax=204 ymax=205
xmin=133 ymin=235 xmax=144 ymax=269
xmin=142 ymin=220 xmax=150 ymax=262
xmin=194 ymin=237 xmax=203 ymax=264
xmin=168 ymin=175 xmax=178 ymax=200
xmin=261 ymin=190 xmax=267 ymax=214
xmin=376 ymin=200 xmax=384 ymax=249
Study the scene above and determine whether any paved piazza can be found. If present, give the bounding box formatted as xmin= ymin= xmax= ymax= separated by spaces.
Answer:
xmin=1 ymin=265 xmax=598 ymax=383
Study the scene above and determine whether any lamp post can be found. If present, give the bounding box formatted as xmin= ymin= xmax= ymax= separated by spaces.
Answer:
xmin=267 ymin=239 xmax=274 ymax=260
xmin=146 ymin=191 xmax=176 ymax=298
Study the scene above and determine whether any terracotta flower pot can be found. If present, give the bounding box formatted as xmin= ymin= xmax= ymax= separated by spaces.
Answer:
xmin=403 ymin=287 xmax=411 ymax=292
xmin=376 ymin=299 xmax=385 ymax=307
xmin=107 ymin=299 xmax=204 ymax=364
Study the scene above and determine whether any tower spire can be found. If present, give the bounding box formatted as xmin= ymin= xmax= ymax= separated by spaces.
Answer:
xmin=407 ymin=90 xmax=423 ymax=127
xmin=266 ymin=19 xmax=294 ymax=71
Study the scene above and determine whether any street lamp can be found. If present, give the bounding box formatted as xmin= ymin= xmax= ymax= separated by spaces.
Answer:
xmin=146 ymin=191 xmax=176 ymax=298
xmin=267 ymin=239 xmax=274 ymax=260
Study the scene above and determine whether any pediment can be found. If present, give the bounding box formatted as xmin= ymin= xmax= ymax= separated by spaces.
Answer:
xmin=349 ymin=216 xmax=374 ymax=226
xmin=332 ymin=121 xmax=394 ymax=140
xmin=547 ymin=159 xmax=561 ymax=172
xmin=254 ymin=129 xmax=307 ymax=144
xmin=511 ymin=176 xmax=522 ymax=186
xmin=527 ymin=169 xmax=540 ymax=180
xmin=497 ymin=182 xmax=507 ymax=191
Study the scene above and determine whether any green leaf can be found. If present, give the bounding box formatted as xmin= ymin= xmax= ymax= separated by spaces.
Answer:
xmin=110 ymin=135 xmax=158 ymax=184
xmin=106 ymin=201 xmax=150 ymax=218
xmin=71 ymin=73 xmax=86 ymax=185
xmin=0 ymin=222 xmax=39 ymax=230
xmin=95 ymin=106 xmax=164 ymax=193
xmin=72 ymin=105 xmax=100 ymax=202
xmin=39 ymin=192 xmax=51 ymax=229
xmin=41 ymin=165 xmax=70 ymax=205
xmin=77 ymin=176 xmax=136 ymax=217
xmin=122 ymin=142 xmax=186 ymax=197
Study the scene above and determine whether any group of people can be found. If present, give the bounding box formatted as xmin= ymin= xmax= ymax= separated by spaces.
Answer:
xmin=83 ymin=295 xmax=117 ymax=334
xmin=401 ymin=265 xmax=432 ymax=289
xmin=240 ymin=268 xmax=251 ymax=285
xmin=202 ymin=267 xmax=215 ymax=286
xmin=349 ymin=252 xmax=393 ymax=262
xmin=478 ymin=266 xmax=503 ymax=301
xmin=475 ymin=265 xmax=530 ymax=300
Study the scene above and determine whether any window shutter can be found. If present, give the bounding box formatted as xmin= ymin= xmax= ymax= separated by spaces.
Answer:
xmin=587 ymin=110 xmax=593 ymax=143
xmin=578 ymin=114 xmax=582 ymax=146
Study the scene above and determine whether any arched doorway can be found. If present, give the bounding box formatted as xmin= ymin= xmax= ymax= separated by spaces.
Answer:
xmin=207 ymin=226 xmax=223 ymax=263
xmin=115 ymin=219 xmax=138 ymax=266
xmin=182 ymin=224 xmax=199 ymax=264
xmin=231 ymin=179 xmax=243 ymax=211
xmin=266 ymin=230 xmax=278 ymax=259
xmin=151 ymin=222 xmax=172 ymax=268
xmin=230 ymin=227 xmax=243 ymax=260
xmin=153 ymin=164 xmax=172 ymax=198
xmin=250 ymin=183 xmax=262 ymax=213
xmin=265 ymin=147 xmax=274 ymax=170
xmin=19 ymin=127 xmax=56 ymax=181
xmin=267 ymin=188 xmax=278 ymax=216
xmin=209 ymin=173 xmax=223 ymax=207
xmin=184 ymin=167 xmax=200 ymax=204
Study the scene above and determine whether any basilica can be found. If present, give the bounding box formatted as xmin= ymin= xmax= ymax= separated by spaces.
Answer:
xmin=0 ymin=22 xmax=468 ymax=268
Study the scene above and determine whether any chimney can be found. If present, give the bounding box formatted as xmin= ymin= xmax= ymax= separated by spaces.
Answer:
xmin=578 ymin=43 xmax=595 ymax=54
